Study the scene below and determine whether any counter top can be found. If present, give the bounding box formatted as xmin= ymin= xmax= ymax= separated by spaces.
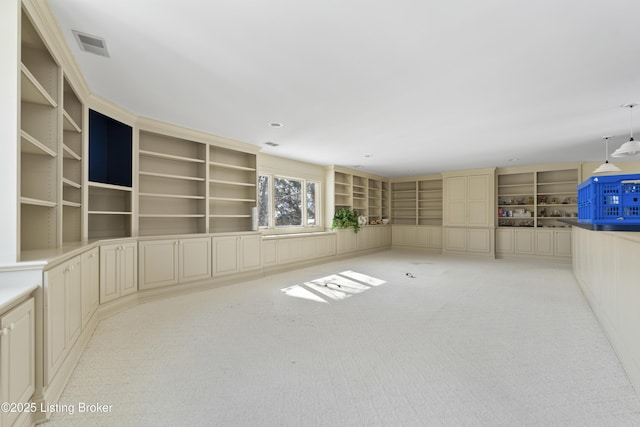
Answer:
xmin=0 ymin=282 xmax=38 ymax=313
xmin=559 ymin=218 xmax=640 ymax=232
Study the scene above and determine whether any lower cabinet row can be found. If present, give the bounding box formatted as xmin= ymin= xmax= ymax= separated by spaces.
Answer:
xmin=138 ymin=234 xmax=262 ymax=290
xmin=496 ymin=228 xmax=571 ymax=259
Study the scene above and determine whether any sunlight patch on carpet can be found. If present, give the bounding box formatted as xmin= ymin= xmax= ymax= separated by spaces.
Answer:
xmin=281 ymin=271 xmax=386 ymax=303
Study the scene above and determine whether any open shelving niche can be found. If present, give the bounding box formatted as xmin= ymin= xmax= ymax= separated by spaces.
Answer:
xmin=331 ymin=167 xmax=389 ymax=225
xmin=138 ymin=130 xmax=207 ymax=236
xmin=390 ymin=176 xmax=443 ymax=226
xmin=61 ymin=76 xmax=83 ymax=243
xmin=87 ymin=182 xmax=132 ymax=240
xmin=497 ymin=166 xmax=579 ymax=228
xmin=209 ymin=145 xmax=257 ymax=233
xmin=19 ymin=11 xmax=60 ymax=252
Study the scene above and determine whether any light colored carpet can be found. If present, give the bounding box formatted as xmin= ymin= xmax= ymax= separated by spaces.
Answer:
xmin=48 ymin=249 xmax=640 ymax=426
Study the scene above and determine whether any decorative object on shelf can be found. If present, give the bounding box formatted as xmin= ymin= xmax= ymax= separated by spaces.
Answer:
xmin=593 ymin=135 xmax=622 ymax=174
xmin=332 ymin=208 xmax=360 ymax=233
xmin=358 ymin=214 xmax=369 ymax=227
xmin=612 ymin=103 xmax=640 ymax=157
xmin=381 ymin=218 xmax=389 ymax=224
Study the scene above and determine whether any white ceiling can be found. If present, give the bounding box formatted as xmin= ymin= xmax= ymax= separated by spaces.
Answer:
xmin=47 ymin=0 xmax=640 ymax=178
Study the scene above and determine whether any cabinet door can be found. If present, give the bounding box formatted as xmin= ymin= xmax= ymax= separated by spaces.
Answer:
xmin=337 ymin=229 xmax=357 ymax=254
xmin=139 ymin=240 xmax=179 ymax=290
xmin=443 ymin=227 xmax=467 ymax=251
xmin=417 ymin=226 xmax=430 ymax=248
xmin=100 ymin=244 xmax=121 ymax=304
xmin=1 ymin=298 xmax=35 ymax=427
xmin=535 ymin=230 xmax=554 ymax=256
xmin=467 ymin=175 xmax=490 ymax=227
xmin=81 ymin=248 xmax=100 ymax=328
xmin=241 ymin=235 xmax=262 ymax=271
xmin=514 ymin=229 xmax=535 ymax=254
xmin=357 ymin=227 xmax=372 ymax=250
xmin=496 ymin=229 xmax=514 ymax=254
xmin=180 ymin=237 xmax=212 ymax=283
xmin=467 ymin=228 xmax=492 ymax=254
xmin=120 ymin=243 xmax=138 ymax=296
xmin=262 ymin=239 xmax=278 ymax=266
xmin=65 ymin=256 xmax=82 ymax=349
xmin=430 ymin=227 xmax=442 ymax=249
xmin=444 ymin=176 xmax=467 ymax=226
xmin=555 ymin=230 xmax=572 ymax=257
xmin=213 ymin=236 xmax=239 ymax=275
xmin=44 ymin=263 xmax=67 ymax=383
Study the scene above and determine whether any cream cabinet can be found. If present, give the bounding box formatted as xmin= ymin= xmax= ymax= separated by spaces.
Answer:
xmin=497 ymin=228 xmax=571 ymax=260
xmin=81 ymin=247 xmax=100 ymax=328
xmin=139 ymin=237 xmax=212 ymax=290
xmin=1 ymin=297 xmax=35 ymax=427
xmin=442 ymin=168 xmax=495 ymax=256
xmin=263 ymin=233 xmax=337 ymax=268
xmin=44 ymin=255 xmax=82 ymax=384
xmin=212 ymin=234 xmax=261 ymax=276
xmin=100 ymin=242 xmax=137 ymax=304
xmin=336 ymin=229 xmax=358 ymax=254
xmin=336 ymin=226 xmax=390 ymax=255
xmin=391 ymin=225 xmax=442 ymax=250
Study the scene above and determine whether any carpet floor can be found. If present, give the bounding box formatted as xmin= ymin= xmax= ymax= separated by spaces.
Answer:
xmin=47 ymin=249 xmax=640 ymax=426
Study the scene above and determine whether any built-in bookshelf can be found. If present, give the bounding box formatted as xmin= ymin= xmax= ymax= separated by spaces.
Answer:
xmin=19 ymin=12 xmax=60 ymax=251
xmin=497 ymin=172 xmax=535 ymax=227
xmin=209 ymin=146 xmax=257 ymax=233
xmin=87 ymin=110 xmax=133 ymax=239
xmin=418 ymin=179 xmax=443 ymax=225
xmin=536 ymin=169 xmax=579 ymax=228
xmin=334 ymin=171 xmax=352 ymax=210
xmin=391 ymin=181 xmax=417 ymax=225
xmin=391 ymin=177 xmax=443 ymax=226
xmin=62 ymin=77 xmax=83 ymax=243
xmin=497 ymin=167 xmax=579 ymax=228
xmin=138 ymin=131 xmax=207 ymax=236
xmin=331 ymin=169 xmax=388 ymax=224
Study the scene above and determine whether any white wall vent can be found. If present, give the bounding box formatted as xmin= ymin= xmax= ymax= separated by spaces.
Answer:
xmin=72 ymin=30 xmax=110 ymax=57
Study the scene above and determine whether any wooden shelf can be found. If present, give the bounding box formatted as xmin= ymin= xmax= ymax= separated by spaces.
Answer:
xmin=20 ymin=64 xmax=57 ymax=107
xmin=209 ymin=161 xmax=255 ymax=171
xmin=62 ymin=178 xmax=81 ymax=189
xmin=20 ymin=130 xmax=57 ymax=157
xmin=139 ymin=192 xmax=205 ymax=200
xmin=62 ymin=200 xmax=81 ymax=208
xmin=62 ymin=144 xmax=81 ymax=160
xmin=139 ymin=214 xmax=205 ymax=218
xmin=140 ymin=171 xmax=205 ymax=182
xmin=210 ymin=179 xmax=256 ymax=187
xmin=88 ymin=181 xmax=132 ymax=192
xmin=63 ymin=110 xmax=81 ymax=132
xmin=21 ymin=197 xmax=57 ymax=208
xmin=140 ymin=149 xmax=206 ymax=164
xmin=88 ymin=211 xmax=132 ymax=215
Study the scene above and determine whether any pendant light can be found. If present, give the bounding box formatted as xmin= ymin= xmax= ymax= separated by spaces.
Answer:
xmin=592 ymin=136 xmax=622 ymax=174
xmin=612 ymin=103 xmax=640 ymax=157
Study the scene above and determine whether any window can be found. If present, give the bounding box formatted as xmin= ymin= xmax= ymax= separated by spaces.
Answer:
xmin=258 ymin=174 xmax=320 ymax=229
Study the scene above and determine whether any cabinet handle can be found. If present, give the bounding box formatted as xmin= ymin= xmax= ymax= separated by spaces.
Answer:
xmin=1 ymin=328 xmax=7 ymax=336
xmin=9 ymin=323 xmax=14 ymax=331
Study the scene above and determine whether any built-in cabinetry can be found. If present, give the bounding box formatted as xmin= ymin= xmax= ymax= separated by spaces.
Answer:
xmin=80 ymin=248 xmax=99 ymax=327
xmin=1 ymin=297 xmax=35 ymax=427
xmin=61 ymin=78 xmax=83 ymax=244
xmin=139 ymin=237 xmax=212 ymax=290
xmin=212 ymin=234 xmax=262 ymax=276
xmin=336 ymin=226 xmax=391 ymax=255
xmin=442 ymin=168 xmax=495 ymax=256
xmin=331 ymin=167 xmax=388 ymax=223
xmin=209 ymin=146 xmax=257 ymax=233
xmin=391 ymin=225 xmax=442 ymax=250
xmin=496 ymin=164 xmax=579 ymax=261
xmin=99 ymin=241 xmax=137 ymax=304
xmin=262 ymin=233 xmax=337 ymax=269
xmin=390 ymin=175 xmax=442 ymax=226
xmin=138 ymin=130 xmax=207 ymax=236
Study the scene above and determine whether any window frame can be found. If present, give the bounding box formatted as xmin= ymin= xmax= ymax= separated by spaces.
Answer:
xmin=258 ymin=173 xmax=322 ymax=233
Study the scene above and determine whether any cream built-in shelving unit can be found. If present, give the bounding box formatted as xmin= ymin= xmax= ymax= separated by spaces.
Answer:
xmin=390 ymin=176 xmax=443 ymax=226
xmin=61 ymin=77 xmax=83 ymax=243
xmin=87 ymin=182 xmax=132 ymax=239
xmin=330 ymin=167 xmax=389 ymax=224
xmin=19 ymin=12 xmax=60 ymax=251
xmin=138 ymin=130 xmax=207 ymax=236
xmin=209 ymin=146 xmax=257 ymax=233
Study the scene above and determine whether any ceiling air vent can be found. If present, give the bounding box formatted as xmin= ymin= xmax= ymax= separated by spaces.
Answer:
xmin=72 ymin=30 xmax=110 ymax=57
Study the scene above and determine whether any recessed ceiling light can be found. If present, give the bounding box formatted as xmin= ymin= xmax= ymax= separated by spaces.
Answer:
xmin=269 ymin=122 xmax=283 ymax=128
xmin=353 ymin=165 xmax=362 ymax=168
xmin=265 ymin=142 xmax=279 ymax=147
xmin=364 ymin=154 xmax=372 ymax=158
xmin=508 ymin=158 xmax=519 ymax=162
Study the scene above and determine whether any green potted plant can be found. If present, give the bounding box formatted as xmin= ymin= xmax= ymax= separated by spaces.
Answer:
xmin=332 ymin=208 xmax=360 ymax=233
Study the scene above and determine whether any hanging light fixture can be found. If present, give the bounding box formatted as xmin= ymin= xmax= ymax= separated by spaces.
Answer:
xmin=592 ymin=135 xmax=622 ymax=174
xmin=612 ymin=103 xmax=640 ymax=157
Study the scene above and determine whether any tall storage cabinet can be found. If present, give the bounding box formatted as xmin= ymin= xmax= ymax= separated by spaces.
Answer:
xmin=442 ymin=168 xmax=495 ymax=256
